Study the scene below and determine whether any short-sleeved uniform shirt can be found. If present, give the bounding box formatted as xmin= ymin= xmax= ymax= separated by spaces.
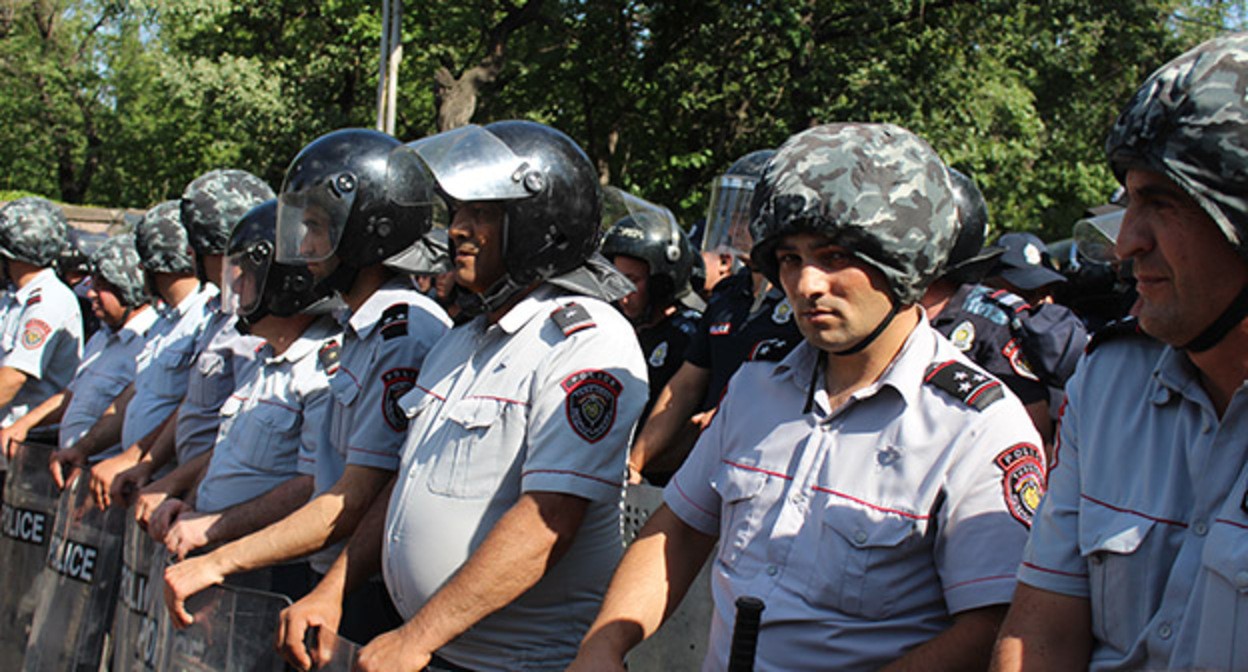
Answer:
xmin=636 ymin=305 xmax=701 ymax=428
xmin=174 ymin=303 xmax=262 ymax=464
xmin=0 ymin=268 xmax=83 ymax=428
xmin=60 ymin=306 xmax=161 ymax=451
xmin=120 ymin=282 xmax=218 ymax=454
xmin=666 ymin=320 xmax=1044 ymax=671
xmin=383 ymin=285 xmax=648 ymax=671
xmin=684 ymin=269 xmax=800 ymax=411
xmin=1018 ymin=333 xmax=1248 ymax=670
xmin=194 ymin=316 xmax=338 ymax=514
xmin=306 ymin=277 xmax=450 ymax=571
xmin=929 ymin=284 xmax=1048 ymax=406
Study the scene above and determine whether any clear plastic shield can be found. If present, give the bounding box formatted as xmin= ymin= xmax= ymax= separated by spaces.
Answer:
xmin=161 ymin=585 xmax=293 ymax=672
xmin=602 ymin=186 xmax=682 ymax=246
xmin=0 ymin=440 xmax=59 ymax=665
xmin=400 ymin=125 xmax=534 ymax=203
xmin=110 ymin=516 xmax=167 ymax=671
xmin=702 ymin=175 xmax=758 ymax=257
xmin=222 ymin=241 xmax=273 ymax=318
xmin=22 ymin=470 xmax=126 ymax=672
xmin=1073 ymin=209 xmax=1124 ymax=265
xmin=274 ymin=180 xmax=357 ymax=264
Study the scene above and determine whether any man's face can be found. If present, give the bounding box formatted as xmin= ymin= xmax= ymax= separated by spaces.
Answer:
xmin=87 ymin=276 xmax=127 ymax=328
xmin=775 ymin=232 xmax=895 ymax=353
xmin=448 ymin=201 xmax=506 ymax=294
xmin=611 ymin=255 xmax=650 ymax=322
xmin=1116 ymin=169 xmax=1248 ymax=345
xmin=299 ymin=205 xmax=338 ymax=280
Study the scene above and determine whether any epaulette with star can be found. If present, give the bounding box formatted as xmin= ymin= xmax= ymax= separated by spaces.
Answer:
xmin=924 ymin=360 xmax=1004 ymax=411
xmin=379 ymin=304 xmax=409 ymax=341
xmin=551 ymin=302 xmax=596 ymax=337
xmin=1086 ymin=317 xmax=1150 ymax=355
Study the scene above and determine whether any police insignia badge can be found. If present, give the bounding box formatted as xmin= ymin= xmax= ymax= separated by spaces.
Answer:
xmin=21 ymin=319 xmax=50 ymax=350
xmin=994 ymin=443 xmax=1046 ymax=527
xmin=318 ymin=340 xmax=341 ymax=375
xmin=561 ymin=370 xmax=622 ymax=443
xmin=772 ymin=299 xmax=793 ymax=324
xmin=649 ymin=341 xmax=668 ymax=368
xmin=379 ymin=304 xmax=409 ymax=341
xmin=381 ymin=368 xmax=419 ymax=432
xmin=1001 ymin=339 xmax=1040 ymax=381
xmin=709 ymin=322 xmax=732 ymax=336
xmin=950 ymin=320 xmax=975 ymax=351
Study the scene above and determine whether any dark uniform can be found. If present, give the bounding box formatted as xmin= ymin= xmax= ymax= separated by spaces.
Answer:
xmin=636 ymin=306 xmax=700 ymax=429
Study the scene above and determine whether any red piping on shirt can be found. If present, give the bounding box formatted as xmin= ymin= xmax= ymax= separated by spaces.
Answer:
xmin=1215 ymin=517 xmax=1248 ymax=531
xmin=810 ymin=486 xmax=931 ymax=520
xmin=1080 ymin=493 xmax=1189 ymax=528
xmin=721 ymin=459 xmax=793 ymax=480
xmin=522 ymin=468 xmax=617 ymax=487
xmin=942 ymin=574 xmax=1015 ymax=593
xmin=1021 ymin=561 xmax=1088 ymax=578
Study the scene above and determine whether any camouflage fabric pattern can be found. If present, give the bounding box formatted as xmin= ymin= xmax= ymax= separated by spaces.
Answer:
xmin=1106 ymin=33 xmax=1248 ymax=259
xmin=0 ymin=197 xmax=68 ymax=267
xmin=91 ymin=234 xmax=149 ymax=307
xmin=135 ymin=200 xmax=195 ymax=274
xmin=181 ymin=169 xmax=275 ymax=256
xmin=749 ymin=122 xmax=957 ymax=304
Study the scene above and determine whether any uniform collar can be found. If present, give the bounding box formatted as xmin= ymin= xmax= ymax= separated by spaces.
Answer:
xmin=14 ymin=267 xmax=58 ymax=303
xmin=772 ymin=313 xmax=932 ymax=412
xmin=164 ymin=281 xmax=217 ymax=319
xmin=265 ymin=315 xmax=338 ymax=365
xmin=494 ymin=284 xmax=562 ymax=335
xmin=1150 ymin=346 xmax=1205 ymax=407
xmin=343 ymin=276 xmax=411 ymax=339
xmin=116 ymin=304 xmax=160 ymax=343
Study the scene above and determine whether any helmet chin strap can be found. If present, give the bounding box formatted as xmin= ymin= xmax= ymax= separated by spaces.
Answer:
xmin=315 ymin=260 xmax=359 ymax=299
xmin=458 ymin=273 xmax=528 ymax=318
xmin=1181 ymin=282 xmax=1248 ymax=352
xmin=832 ymin=301 xmax=900 ymax=357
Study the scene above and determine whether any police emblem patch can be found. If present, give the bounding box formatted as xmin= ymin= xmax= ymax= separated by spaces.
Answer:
xmin=561 ymin=370 xmax=622 ymax=443
xmin=950 ymin=320 xmax=975 ymax=351
xmin=21 ymin=319 xmax=50 ymax=350
xmin=381 ymin=368 xmax=419 ymax=432
xmin=649 ymin=341 xmax=668 ymax=368
xmin=709 ymin=322 xmax=732 ymax=336
xmin=994 ymin=443 xmax=1046 ymax=527
xmin=318 ymin=340 xmax=341 ymax=375
xmin=1001 ymin=339 xmax=1040 ymax=381
xmin=772 ymin=299 xmax=793 ymax=324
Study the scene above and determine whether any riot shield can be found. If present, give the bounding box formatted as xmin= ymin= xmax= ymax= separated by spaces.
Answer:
xmin=110 ymin=516 xmax=168 ymax=671
xmin=0 ymin=439 xmax=59 ymax=665
xmin=621 ymin=483 xmax=714 ymax=672
xmin=161 ymin=584 xmax=293 ymax=672
xmin=22 ymin=469 xmax=126 ymax=672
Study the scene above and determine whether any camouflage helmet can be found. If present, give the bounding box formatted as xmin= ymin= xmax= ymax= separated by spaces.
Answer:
xmin=90 ymin=234 xmax=150 ymax=308
xmin=181 ymin=169 xmax=275 ymax=256
xmin=135 ymin=200 xmax=196 ymax=275
xmin=749 ymin=123 xmax=957 ymax=305
xmin=0 ymin=197 xmax=68 ymax=267
xmin=1106 ymin=33 xmax=1248 ymax=260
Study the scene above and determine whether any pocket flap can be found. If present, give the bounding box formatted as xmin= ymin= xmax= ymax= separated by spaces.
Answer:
xmin=445 ymin=396 xmax=507 ymax=429
xmin=821 ymin=502 xmax=921 ymax=548
xmin=1078 ymin=498 xmax=1157 ymax=556
xmin=710 ymin=464 xmax=769 ymax=503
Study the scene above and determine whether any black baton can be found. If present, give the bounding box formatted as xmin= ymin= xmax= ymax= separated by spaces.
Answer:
xmin=727 ymin=595 xmax=765 ymax=672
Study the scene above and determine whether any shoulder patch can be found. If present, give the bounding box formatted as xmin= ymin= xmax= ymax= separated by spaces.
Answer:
xmin=994 ymin=443 xmax=1046 ymax=528
xmin=318 ymin=339 xmax=341 ymax=375
xmin=1086 ymin=318 xmax=1148 ymax=355
xmin=379 ymin=304 xmax=409 ymax=341
xmin=561 ymin=369 xmax=621 ymax=443
xmin=21 ymin=319 xmax=51 ymax=350
xmin=924 ymin=360 xmax=1004 ymax=410
xmin=551 ymin=302 xmax=596 ymax=337
xmin=381 ymin=367 xmax=419 ymax=432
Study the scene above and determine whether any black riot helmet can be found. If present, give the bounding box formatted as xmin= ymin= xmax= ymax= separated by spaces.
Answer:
xmin=942 ymin=168 xmax=1002 ymax=285
xmin=394 ymin=120 xmax=605 ymax=313
xmin=275 ymin=128 xmax=440 ymax=292
xmin=226 ymin=199 xmax=333 ymax=331
xmin=600 ymin=187 xmax=695 ymax=316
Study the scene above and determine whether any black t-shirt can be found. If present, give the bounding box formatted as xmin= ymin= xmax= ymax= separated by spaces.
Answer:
xmin=636 ymin=306 xmax=702 ymax=431
xmin=684 ymin=269 xmax=801 ymax=411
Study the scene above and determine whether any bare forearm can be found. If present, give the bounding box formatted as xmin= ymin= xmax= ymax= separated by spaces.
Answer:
xmin=149 ymin=450 xmax=211 ymax=499
xmin=883 ymin=604 xmax=1007 ymax=672
xmin=628 ymin=363 xmax=709 ymax=473
xmin=313 ymin=477 xmax=394 ymax=601
xmin=137 ymin=411 xmax=178 ymax=465
xmin=13 ymin=390 xmax=68 ymax=430
xmin=207 ymin=475 xmax=314 ymax=546
xmin=71 ymin=385 xmax=134 ymax=457
xmin=0 ymin=366 xmax=28 ymax=409
xmin=577 ymin=505 xmax=716 ymax=663
xmin=991 ymin=585 xmax=1093 ymax=672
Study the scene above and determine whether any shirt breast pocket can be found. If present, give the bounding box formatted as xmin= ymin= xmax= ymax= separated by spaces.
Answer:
xmin=146 ymin=342 xmax=194 ymax=395
xmin=237 ymin=401 xmax=300 ymax=474
xmin=1194 ymin=516 xmax=1248 ymax=669
xmin=813 ymin=503 xmax=926 ymax=619
xmin=426 ymin=397 xmax=519 ymax=500
xmin=327 ymin=369 xmax=361 ymax=458
xmin=1078 ymin=501 xmax=1159 ymax=653
xmin=709 ymin=467 xmax=768 ymax=575
xmin=79 ymin=374 xmax=128 ymax=417
xmin=186 ymin=351 xmax=233 ymax=406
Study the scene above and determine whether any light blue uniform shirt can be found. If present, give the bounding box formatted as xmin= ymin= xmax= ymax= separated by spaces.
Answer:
xmin=667 ymin=320 xmax=1042 ymax=672
xmin=63 ymin=305 xmax=160 ymax=452
xmin=1020 ymin=336 xmax=1248 ymax=670
xmin=195 ymin=316 xmax=338 ymax=514
xmin=174 ymin=303 xmax=262 ymax=464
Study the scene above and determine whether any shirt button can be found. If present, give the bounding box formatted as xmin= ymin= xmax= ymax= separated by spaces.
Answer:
xmin=1089 ymin=554 xmax=1103 ymax=566
xmin=790 ymin=492 xmax=805 ymax=505
xmin=1236 ymin=571 xmax=1248 ymax=591
xmin=1193 ymin=521 xmax=1208 ymax=536
xmin=853 ymin=530 xmax=868 ymax=545
xmin=766 ymin=565 xmax=778 ymax=576
xmin=1158 ymin=622 xmax=1172 ymax=640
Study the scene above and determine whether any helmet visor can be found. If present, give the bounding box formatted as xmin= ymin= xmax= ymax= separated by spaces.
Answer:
xmin=398 ymin=125 xmax=534 ymax=203
xmin=702 ymin=175 xmax=757 ymax=257
xmin=223 ymin=241 xmax=272 ymax=318
xmin=602 ymin=186 xmax=683 ymax=261
xmin=275 ymin=178 xmax=357 ymax=264
xmin=1073 ymin=210 xmax=1123 ymax=264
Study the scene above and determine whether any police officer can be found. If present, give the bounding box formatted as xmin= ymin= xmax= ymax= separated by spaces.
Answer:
xmin=0 ymin=198 xmax=83 ymax=480
xmin=56 ymin=234 xmax=101 ymax=339
xmin=275 ymin=120 xmax=646 ymax=672
xmin=1 ymin=235 xmax=158 ymax=463
xmin=572 ymin=123 xmax=1044 ymax=671
xmin=149 ymin=200 xmax=337 ymax=601
xmin=163 ymin=128 xmax=450 ymax=644
xmin=626 ymin=150 xmax=801 ymax=483
xmin=984 ymin=231 xmax=1068 ymax=306
xmin=994 ymin=34 xmax=1248 ymax=671
xmin=600 ymin=192 xmax=702 ymax=443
